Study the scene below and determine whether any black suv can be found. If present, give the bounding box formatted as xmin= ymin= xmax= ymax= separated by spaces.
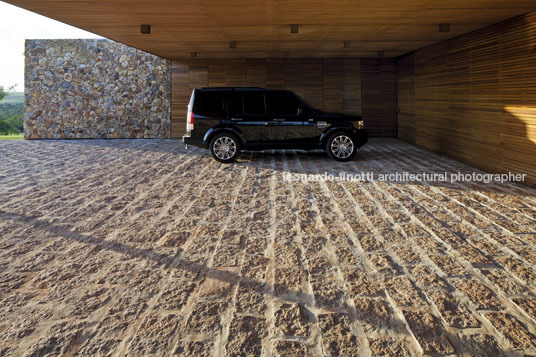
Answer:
xmin=182 ymin=87 xmax=368 ymax=162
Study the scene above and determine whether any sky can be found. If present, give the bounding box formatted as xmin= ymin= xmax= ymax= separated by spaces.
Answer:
xmin=0 ymin=1 xmax=102 ymax=91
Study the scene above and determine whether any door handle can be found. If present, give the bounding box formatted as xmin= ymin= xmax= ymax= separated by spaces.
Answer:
xmin=231 ymin=118 xmax=243 ymax=121
xmin=308 ymin=118 xmax=315 ymax=122
xmin=273 ymin=118 xmax=285 ymax=122
xmin=264 ymin=122 xmax=269 ymax=126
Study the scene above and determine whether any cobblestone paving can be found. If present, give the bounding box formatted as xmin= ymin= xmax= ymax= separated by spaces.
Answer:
xmin=0 ymin=138 xmax=535 ymax=356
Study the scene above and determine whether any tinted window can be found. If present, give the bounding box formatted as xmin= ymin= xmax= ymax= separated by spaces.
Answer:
xmin=229 ymin=93 xmax=244 ymax=115
xmin=268 ymin=91 xmax=300 ymax=116
xmin=194 ymin=91 xmax=227 ymax=117
xmin=243 ymin=92 xmax=266 ymax=115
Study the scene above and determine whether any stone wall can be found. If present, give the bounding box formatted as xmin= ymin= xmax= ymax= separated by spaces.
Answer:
xmin=24 ymin=39 xmax=171 ymax=139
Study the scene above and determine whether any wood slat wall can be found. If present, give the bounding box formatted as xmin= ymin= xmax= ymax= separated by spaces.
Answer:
xmin=362 ymin=58 xmax=398 ymax=137
xmin=171 ymin=58 xmax=397 ymax=138
xmin=397 ymin=11 xmax=536 ymax=185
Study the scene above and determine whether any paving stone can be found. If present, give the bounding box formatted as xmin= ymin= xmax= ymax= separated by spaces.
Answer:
xmin=274 ymin=302 xmax=310 ymax=337
xmin=318 ymin=313 xmax=359 ymax=356
xmin=174 ymin=340 xmax=214 ymax=356
xmin=78 ymin=338 xmax=123 ymax=355
xmin=1 ymin=139 xmax=536 ymax=355
xmin=427 ymin=290 xmax=481 ymax=328
xmin=454 ymin=279 xmax=503 ymax=310
xmin=354 ymin=297 xmax=394 ymax=332
xmin=96 ymin=295 xmax=149 ymax=335
xmin=274 ymin=267 xmax=307 ymax=297
xmin=24 ymin=321 xmax=87 ymax=357
xmin=392 ymin=245 xmax=421 ymax=264
xmin=273 ymin=340 xmax=308 ymax=357
xmin=480 ymin=268 xmax=528 ymax=295
xmin=340 ymin=265 xmax=382 ymax=297
xmin=428 ymin=253 xmax=466 ymax=276
xmin=154 ymin=278 xmax=196 ymax=311
xmin=496 ymin=256 xmax=536 ymax=284
xmin=225 ymin=315 xmax=266 ymax=356
xmin=234 ymin=281 xmax=266 ymax=314
xmin=410 ymin=265 xmax=448 ymax=288
xmin=458 ymin=333 xmax=505 ymax=357
xmin=311 ymin=272 xmax=346 ymax=308
xmin=127 ymin=314 xmax=180 ymax=354
xmin=367 ymin=337 xmax=412 ymax=357
xmin=513 ymin=297 xmax=536 ymax=323
xmin=182 ymin=299 xmax=228 ymax=334
xmin=369 ymin=253 xmax=401 ymax=276
xmin=384 ymin=275 xmax=428 ymax=308
xmin=0 ymin=308 xmax=52 ymax=341
xmin=485 ymin=312 xmax=536 ymax=353
xmin=403 ymin=310 xmax=455 ymax=354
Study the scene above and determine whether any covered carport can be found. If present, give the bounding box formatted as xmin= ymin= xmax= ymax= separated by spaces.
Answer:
xmin=5 ymin=0 xmax=536 ymax=184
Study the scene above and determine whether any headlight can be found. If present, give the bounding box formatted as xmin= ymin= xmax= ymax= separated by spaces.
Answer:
xmin=354 ymin=120 xmax=364 ymax=130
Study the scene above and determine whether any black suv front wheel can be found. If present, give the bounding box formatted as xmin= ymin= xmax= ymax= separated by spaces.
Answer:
xmin=326 ymin=133 xmax=356 ymax=161
xmin=209 ymin=132 xmax=241 ymax=163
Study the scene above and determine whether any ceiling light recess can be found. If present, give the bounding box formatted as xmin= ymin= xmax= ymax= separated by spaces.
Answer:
xmin=439 ymin=23 xmax=450 ymax=32
xmin=140 ymin=24 xmax=151 ymax=34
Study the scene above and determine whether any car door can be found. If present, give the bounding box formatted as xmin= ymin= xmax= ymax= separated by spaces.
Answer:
xmin=228 ymin=91 xmax=269 ymax=146
xmin=265 ymin=91 xmax=307 ymax=148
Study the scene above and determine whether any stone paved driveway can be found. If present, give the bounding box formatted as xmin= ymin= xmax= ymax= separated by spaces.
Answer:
xmin=0 ymin=138 xmax=535 ymax=356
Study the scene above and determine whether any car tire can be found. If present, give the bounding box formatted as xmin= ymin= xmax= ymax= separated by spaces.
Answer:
xmin=326 ymin=132 xmax=357 ymax=162
xmin=209 ymin=132 xmax=241 ymax=163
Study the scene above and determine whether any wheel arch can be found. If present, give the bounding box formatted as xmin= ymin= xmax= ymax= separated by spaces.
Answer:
xmin=319 ymin=127 xmax=357 ymax=148
xmin=203 ymin=127 xmax=245 ymax=147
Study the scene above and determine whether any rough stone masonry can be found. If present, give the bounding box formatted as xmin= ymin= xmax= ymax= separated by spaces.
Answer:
xmin=24 ymin=39 xmax=171 ymax=139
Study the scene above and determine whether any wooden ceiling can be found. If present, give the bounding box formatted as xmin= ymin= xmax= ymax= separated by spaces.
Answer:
xmin=5 ymin=0 xmax=536 ymax=59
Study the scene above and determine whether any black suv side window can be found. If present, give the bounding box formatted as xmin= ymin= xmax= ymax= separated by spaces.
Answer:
xmin=229 ymin=93 xmax=244 ymax=116
xmin=243 ymin=92 xmax=266 ymax=115
xmin=268 ymin=91 xmax=300 ymax=116
xmin=194 ymin=91 xmax=227 ymax=117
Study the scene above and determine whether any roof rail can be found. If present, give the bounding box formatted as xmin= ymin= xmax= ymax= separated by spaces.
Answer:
xmin=199 ymin=87 xmax=266 ymax=90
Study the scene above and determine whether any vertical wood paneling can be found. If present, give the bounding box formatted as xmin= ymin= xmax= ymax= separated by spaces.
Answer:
xmin=342 ymin=59 xmax=361 ymax=115
xmin=246 ymin=59 xmax=266 ymax=87
xmin=285 ymin=59 xmax=305 ymax=99
xmin=266 ymin=59 xmax=285 ymax=90
xmin=362 ymin=58 xmax=398 ymax=137
xmin=397 ymin=11 xmax=536 ymax=185
xmin=303 ymin=59 xmax=324 ymax=110
xmin=323 ymin=59 xmax=343 ymax=113
xmin=171 ymin=59 xmax=190 ymax=138
xmin=208 ymin=59 xmax=227 ymax=87
xmin=171 ymin=57 xmax=395 ymax=138
xmin=189 ymin=59 xmax=209 ymax=89
xmin=397 ymin=55 xmax=415 ymax=143
xmin=227 ymin=59 xmax=247 ymax=87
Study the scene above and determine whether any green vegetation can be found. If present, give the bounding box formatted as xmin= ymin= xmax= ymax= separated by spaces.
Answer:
xmin=0 ymin=134 xmax=23 ymax=140
xmin=0 ymin=91 xmax=24 ymax=136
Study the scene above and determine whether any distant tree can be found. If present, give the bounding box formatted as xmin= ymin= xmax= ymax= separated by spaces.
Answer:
xmin=0 ymin=115 xmax=23 ymax=135
xmin=0 ymin=85 xmax=17 ymax=101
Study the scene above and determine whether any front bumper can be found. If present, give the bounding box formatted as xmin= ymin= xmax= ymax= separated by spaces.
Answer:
xmin=355 ymin=129 xmax=368 ymax=148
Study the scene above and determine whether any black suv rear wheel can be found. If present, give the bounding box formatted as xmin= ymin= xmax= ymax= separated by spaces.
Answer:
xmin=209 ymin=132 xmax=241 ymax=163
xmin=326 ymin=133 xmax=356 ymax=161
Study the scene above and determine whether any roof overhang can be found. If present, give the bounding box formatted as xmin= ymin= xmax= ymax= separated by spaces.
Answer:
xmin=4 ymin=0 xmax=536 ymax=59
